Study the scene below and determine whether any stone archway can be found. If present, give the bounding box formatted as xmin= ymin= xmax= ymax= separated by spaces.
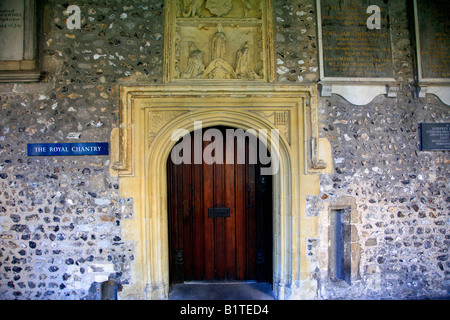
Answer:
xmin=110 ymin=84 xmax=332 ymax=300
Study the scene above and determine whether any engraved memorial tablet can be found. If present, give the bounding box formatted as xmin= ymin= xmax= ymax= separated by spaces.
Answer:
xmin=419 ymin=123 xmax=450 ymax=151
xmin=414 ymin=0 xmax=450 ymax=82
xmin=0 ymin=0 xmax=41 ymax=82
xmin=318 ymin=0 xmax=394 ymax=81
xmin=0 ymin=0 xmax=25 ymax=61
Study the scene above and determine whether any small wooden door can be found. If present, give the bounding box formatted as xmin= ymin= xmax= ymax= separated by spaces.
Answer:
xmin=168 ymin=127 xmax=272 ymax=284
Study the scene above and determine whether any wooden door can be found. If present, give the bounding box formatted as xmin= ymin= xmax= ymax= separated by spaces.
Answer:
xmin=168 ymin=127 xmax=272 ymax=284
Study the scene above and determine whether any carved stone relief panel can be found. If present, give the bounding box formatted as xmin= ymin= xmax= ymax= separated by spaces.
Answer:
xmin=164 ymin=0 xmax=275 ymax=83
xmin=147 ymin=110 xmax=188 ymax=147
xmin=251 ymin=110 xmax=291 ymax=145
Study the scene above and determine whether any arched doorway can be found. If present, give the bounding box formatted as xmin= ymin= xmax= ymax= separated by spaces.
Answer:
xmin=167 ymin=127 xmax=273 ymax=285
xmin=112 ymin=85 xmax=330 ymax=300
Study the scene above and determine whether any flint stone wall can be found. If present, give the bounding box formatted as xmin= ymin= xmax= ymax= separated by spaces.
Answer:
xmin=0 ymin=0 xmax=448 ymax=299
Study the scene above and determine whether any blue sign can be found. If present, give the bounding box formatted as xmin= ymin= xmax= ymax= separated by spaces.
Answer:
xmin=28 ymin=143 xmax=109 ymax=156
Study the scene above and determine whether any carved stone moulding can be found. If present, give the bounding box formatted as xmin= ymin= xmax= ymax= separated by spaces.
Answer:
xmin=164 ymin=0 xmax=275 ymax=83
xmin=111 ymin=84 xmax=329 ymax=177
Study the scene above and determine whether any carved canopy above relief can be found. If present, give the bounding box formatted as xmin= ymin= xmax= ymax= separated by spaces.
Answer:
xmin=163 ymin=0 xmax=275 ymax=83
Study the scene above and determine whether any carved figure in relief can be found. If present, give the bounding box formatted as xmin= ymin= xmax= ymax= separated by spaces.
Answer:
xmin=181 ymin=41 xmax=205 ymax=78
xmin=205 ymin=0 xmax=233 ymax=17
xmin=211 ymin=25 xmax=226 ymax=60
xmin=203 ymin=58 xmax=236 ymax=79
xmin=180 ymin=0 xmax=255 ymax=18
xmin=181 ymin=0 xmax=205 ymax=17
xmin=235 ymin=41 xmax=260 ymax=80
xmin=240 ymin=0 xmax=252 ymax=17
xmin=203 ymin=25 xmax=236 ymax=79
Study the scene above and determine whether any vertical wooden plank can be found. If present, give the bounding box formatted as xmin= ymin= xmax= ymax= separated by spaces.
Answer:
xmin=192 ymin=136 xmax=204 ymax=281
xmin=203 ymin=137 xmax=215 ymax=281
xmin=235 ymin=137 xmax=247 ymax=280
xmin=170 ymin=153 xmax=185 ymax=283
xmin=224 ymin=129 xmax=236 ymax=279
xmin=247 ymin=138 xmax=257 ymax=280
xmin=213 ymin=130 xmax=225 ymax=279
xmin=255 ymin=161 xmax=266 ymax=282
xmin=177 ymin=157 xmax=185 ymax=282
xmin=182 ymin=156 xmax=192 ymax=279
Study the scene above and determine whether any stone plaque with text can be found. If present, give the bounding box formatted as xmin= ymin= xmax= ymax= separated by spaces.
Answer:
xmin=0 ymin=0 xmax=42 ymax=82
xmin=318 ymin=0 xmax=394 ymax=81
xmin=415 ymin=0 xmax=450 ymax=82
xmin=0 ymin=0 xmax=25 ymax=61
xmin=419 ymin=123 xmax=450 ymax=151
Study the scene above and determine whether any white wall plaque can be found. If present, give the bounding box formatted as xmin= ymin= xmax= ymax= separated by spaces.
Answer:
xmin=0 ymin=0 xmax=41 ymax=82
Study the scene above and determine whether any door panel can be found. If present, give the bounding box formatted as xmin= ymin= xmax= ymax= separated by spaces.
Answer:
xmin=168 ymin=127 xmax=272 ymax=283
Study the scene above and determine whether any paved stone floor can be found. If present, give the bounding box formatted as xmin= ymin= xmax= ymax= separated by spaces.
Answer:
xmin=169 ymin=282 xmax=275 ymax=300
